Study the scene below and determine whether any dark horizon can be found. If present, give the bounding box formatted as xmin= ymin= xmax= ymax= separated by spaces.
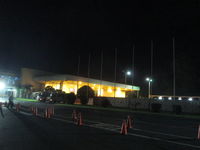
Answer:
xmin=1 ymin=0 xmax=200 ymax=96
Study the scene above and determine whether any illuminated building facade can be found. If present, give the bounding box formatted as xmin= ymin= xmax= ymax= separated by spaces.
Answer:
xmin=35 ymin=74 xmax=140 ymax=98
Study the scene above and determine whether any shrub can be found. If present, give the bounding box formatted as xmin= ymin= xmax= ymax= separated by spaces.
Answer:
xmin=151 ymin=103 xmax=162 ymax=112
xmin=77 ymin=86 xmax=95 ymax=105
xmin=66 ymin=92 xmax=76 ymax=104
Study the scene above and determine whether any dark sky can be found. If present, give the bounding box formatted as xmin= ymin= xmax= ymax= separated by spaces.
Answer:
xmin=1 ymin=0 xmax=200 ymax=96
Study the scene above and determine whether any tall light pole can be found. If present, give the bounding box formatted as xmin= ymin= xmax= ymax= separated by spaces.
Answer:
xmin=125 ymin=71 xmax=131 ymax=84
xmin=146 ymin=77 xmax=153 ymax=99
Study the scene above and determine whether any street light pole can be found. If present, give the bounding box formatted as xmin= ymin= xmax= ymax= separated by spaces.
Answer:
xmin=125 ymin=71 xmax=131 ymax=84
xmin=125 ymin=74 xmax=127 ymax=84
xmin=148 ymin=81 xmax=151 ymax=99
xmin=146 ymin=77 xmax=152 ymax=99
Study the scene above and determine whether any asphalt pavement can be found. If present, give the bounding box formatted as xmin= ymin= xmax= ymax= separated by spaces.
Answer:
xmin=1 ymin=98 xmax=200 ymax=150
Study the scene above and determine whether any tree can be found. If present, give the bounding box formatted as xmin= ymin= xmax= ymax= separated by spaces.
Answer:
xmin=66 ymin=92 xmax=76 ymax=104
xmin=77 ymin=86 xmax=95 ymax=105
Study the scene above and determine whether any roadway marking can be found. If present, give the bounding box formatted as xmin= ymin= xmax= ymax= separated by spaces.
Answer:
xmin=15 ymin=111 xmax=200 ymax=149
xmin=131 ymin=128 xmax=194 ymax=140
xmin=52 ymin=117 xmax=200 ymax=149
xmin=54 ymin=114 xmax=194 ymax=139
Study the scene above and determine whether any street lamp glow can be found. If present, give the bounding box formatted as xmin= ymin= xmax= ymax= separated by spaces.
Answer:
xmin=188 ymin=97 xmax=193 ymax=101
xmin=0 ymin=82 xmax=5 ymax=90
xmin=124 ymin=70 xmax=132 ymax=84
xmin=126 ymin=71 xmax=131 ymax=76
xmin=146 ymin=77 xmax=153 ymax=99
xmin=146 ymin=77 xmax=152 ymax=82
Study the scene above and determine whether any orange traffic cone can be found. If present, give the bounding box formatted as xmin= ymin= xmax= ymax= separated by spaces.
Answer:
xmin=52 ymin=107 xmax=54 ymax=115
xmin=127 ymin=115 xmax=133 ymax=129
xmin=77 ymin=112 xmax=83 ymax=126
xmin=16 ymin=103 xmax=20 ymax=112
xmin=120 ymin=120 xmax=128 ymax=135
xmin=198 ymin=125 xmax=200 ymax=139
xmin=31 ymin=107 xmax=34 ymax=114
xmin=44 ymin=108 xmax=48 ymax=118
xmin=35 ymin=107 xmax=38 ymax=116
xmin=72 ymin=110 xmax=77 ymax=121
xmin=47 ymin=108 xmax=50 ymax=118
xmin=48 ymin=107 xmax=53 ymax=118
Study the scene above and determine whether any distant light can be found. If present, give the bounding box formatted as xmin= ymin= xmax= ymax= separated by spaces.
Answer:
xmin=168 ymin=97 xmax=172 ymax=100
xmin=0 ymin=82 xmax=5 ymax=90
xmin=158 ymin=96 xmax=162 ymax=100
xmin=126 ymin=71 xmax=131 ymax=76
xmin=146 ymin=77 xmax=153 ymax=82
xmin=107 ymin=87 xmax=112 ymax=93
xmin=188 ymin=97 xmax=193 ymax=101
xmin=178 ymin=97 xmax=182 ymax=100
xmin=70 ymin=88 xmax=74 ymax=92
xmin=79 ymin=81 xmax=82 ymax=84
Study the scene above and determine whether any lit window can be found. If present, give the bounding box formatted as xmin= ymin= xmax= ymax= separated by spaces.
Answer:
xmin=107 ymin=87 xmax=112 ymax=93
xmin=188 ymin=97 xmax=193 ymax=101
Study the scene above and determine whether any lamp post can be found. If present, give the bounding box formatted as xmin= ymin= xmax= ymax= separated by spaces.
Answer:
xmin=125 ymin=71 xmax=131 ymax=84
xmin=146 ymin=77 xmax=153 ymax=99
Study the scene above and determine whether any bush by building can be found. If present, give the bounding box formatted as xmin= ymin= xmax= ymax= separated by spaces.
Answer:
xmin=77 ymin=86 xmax=95 ymax=105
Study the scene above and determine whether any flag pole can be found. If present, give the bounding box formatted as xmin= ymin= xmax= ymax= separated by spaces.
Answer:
xmin=76 ymin=55 xmax=80 ymax=94
xmin=100 ymin=50 xmax=103 ymax=97
xmin=172 ymin=37 xmax=176 ymax=100
xmin=150 ymin=40 xmax=153 ymax=98
xmin=114 ymin=48 xmax=117 ymax=98
xmin=87 ymin=53 xmax=91 ymax=99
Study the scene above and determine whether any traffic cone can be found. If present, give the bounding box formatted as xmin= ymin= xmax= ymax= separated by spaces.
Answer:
xmin=198 ymin=125 xmax=200 ymax=139
xmin=120 ymin=120 xmax=128 ymax=135
xmin=15 ymin=104 xmax=18 ymax=112
xmin=31 ymin=107 xmax=34 ymax=114
xmin=47 ymin=107 xmax=52 ymax=118
xmin=127 ymin=115 xmax=133 ymax=129
xmin=16 ymin=103 xmax=20 ymax=112
xmin=35 ymin=107 xmax=38 ymax=116
xmin=72 ymin=110 xmax=77 ymax=121
xmin=52 ymin=107 xmax=54 ymax=115
xmin=44 ymin=108 xmax=48 ymax=118
xmin=77 ymin=112 xmax=83 ymax=126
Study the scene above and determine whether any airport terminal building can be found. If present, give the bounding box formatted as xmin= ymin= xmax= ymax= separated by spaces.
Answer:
xmin=21 ymin=68 xmax=140 ymax=98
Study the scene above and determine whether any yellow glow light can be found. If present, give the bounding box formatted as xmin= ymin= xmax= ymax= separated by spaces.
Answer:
xmin=107 ymin=87 xmax=112 ymax=93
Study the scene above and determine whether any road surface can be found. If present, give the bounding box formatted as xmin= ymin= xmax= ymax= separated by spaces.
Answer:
xmin=0 ymin=98 xmax=200 ymax=150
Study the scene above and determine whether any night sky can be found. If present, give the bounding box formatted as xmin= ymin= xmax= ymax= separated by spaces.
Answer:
xmin=1 ymin=0 xmax=200 ymax=96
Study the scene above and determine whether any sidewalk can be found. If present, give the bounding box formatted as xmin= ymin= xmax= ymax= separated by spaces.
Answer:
xmin=0 ymin=107 xmax=44 ymax=150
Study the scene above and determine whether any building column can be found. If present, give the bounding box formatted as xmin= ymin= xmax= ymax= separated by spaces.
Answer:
xmin=60 ymin=81 xmax=63 ymax=90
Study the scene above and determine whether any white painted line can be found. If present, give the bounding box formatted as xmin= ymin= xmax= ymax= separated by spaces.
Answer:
xmin=52 ymin=117 xmax=200 ymax=149
xmin=18 ymin=111 xmax=32 ymax=116
xmin=54 ymin=114 xmax=193 ymax=139
xmin=131 ymin=128 xmax=193 ymax=139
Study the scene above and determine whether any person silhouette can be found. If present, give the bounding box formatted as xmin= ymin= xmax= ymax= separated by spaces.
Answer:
xmin=0 ymin=102 xmax=4 ymax=118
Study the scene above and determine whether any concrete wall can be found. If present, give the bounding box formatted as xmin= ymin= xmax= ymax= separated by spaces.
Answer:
xmin=21 ymin=68 xmax=54 ymax=90
xmin=106 ymin=97 xmax=200 ymax=114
